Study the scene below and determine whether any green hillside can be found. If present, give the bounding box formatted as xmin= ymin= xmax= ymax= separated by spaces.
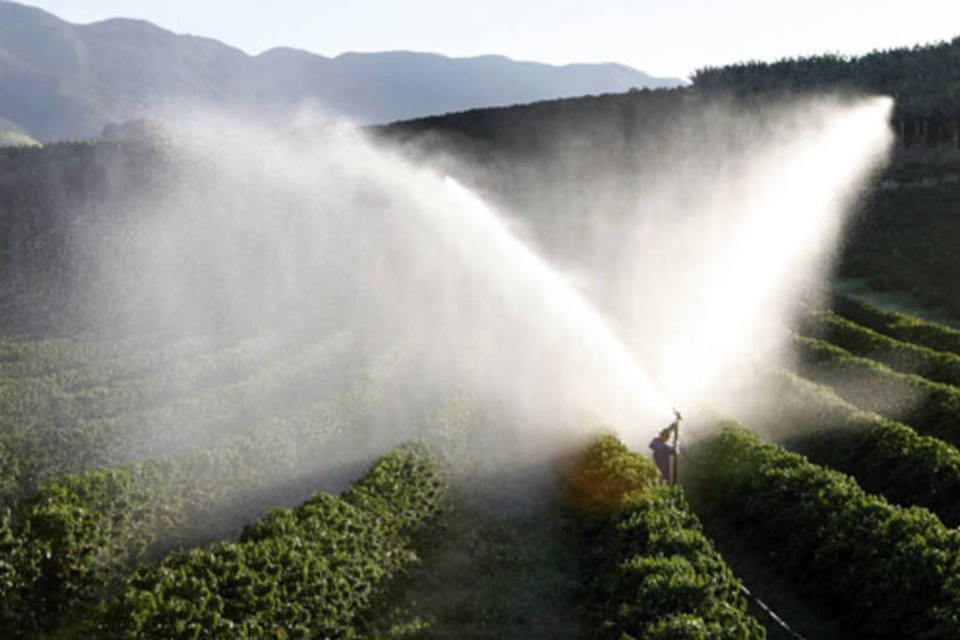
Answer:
xmin=692 ymin=36 xmax=960 ymax=146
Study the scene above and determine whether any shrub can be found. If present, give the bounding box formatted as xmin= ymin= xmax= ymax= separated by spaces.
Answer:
xmin=570 ymin=435 xmax=764 ymax=639
xmin=97 ymin=444 xmax=446 ymax=639
xmin=687 ymin=423 xmax=960 ymax=639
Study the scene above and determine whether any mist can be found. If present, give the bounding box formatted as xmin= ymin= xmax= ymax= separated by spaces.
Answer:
xmin=70 ymin=94 xmax=893 ymax=488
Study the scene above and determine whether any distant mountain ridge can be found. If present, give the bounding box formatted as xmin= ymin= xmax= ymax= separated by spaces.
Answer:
xmin=0 ymin=1 xmax=683 ymax=142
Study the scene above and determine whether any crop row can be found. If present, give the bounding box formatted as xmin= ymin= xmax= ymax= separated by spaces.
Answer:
xmin=800 ymin=308 xmax=960 ymax=387
xmin=686 ymin=423 xmax=960 ymax=639
xmin=746 ymin=366 xmax=960 ymax=527
xmin=791 ymin=334 xmax=960 ymax=447
xmin=0 ymin=340 xmax=416 ymax=636
xmin=95 ymin=443 xmax=446 ymax=639
xmin=0 ymin=331 xmax=356 ymax=495
xmin=832 ymin=294 xmax=960 ymax=357
xmin=566 ymin=434 xmax=764 ymax=639
xmin=0 ymin=332 xmax=210 ymax=379
xmin=0 ymin=333 xmax=278 ymax=434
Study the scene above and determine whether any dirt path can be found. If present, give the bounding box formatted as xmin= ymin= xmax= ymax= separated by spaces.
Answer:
xmin=367 ymin=481 xmax=585 ymax=639
xmin=692 ymin=515 xmax=850 ymax=640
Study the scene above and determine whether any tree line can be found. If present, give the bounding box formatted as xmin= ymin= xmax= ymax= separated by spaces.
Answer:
xmin=692 ymin=36 xmax=960 ymax=148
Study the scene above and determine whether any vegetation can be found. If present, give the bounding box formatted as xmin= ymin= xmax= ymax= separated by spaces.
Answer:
xmin=791 ymin=334 xmax=960 ymax=447
xmin=837 ymin=152 xmax=960 ymax=316
xmin=97 ymin=444 xmax=445 ymax=639
xmin=687 ymin=423 xmax=960 ymax=639
xmin=566 ymin=435 xmax=764 ymax=639
xmin=365 ymin=394 xmax=588 ymax=640
xmin=0 ymin=339 xmax=414 ymax=636
xmin=0 ymin=331 xmax=357 ymax=497
xmin=691 ymin=37 xmax=960 ymax=145
xmin=750 ymin=366 xmax=960 ymax=527
xmin=831 ymin=295 xmax=960 ymax=356
xmin=0 ymin=29 xmax=960 ymax=640
xmin=799 ymin=308 xmax=960 ymax=386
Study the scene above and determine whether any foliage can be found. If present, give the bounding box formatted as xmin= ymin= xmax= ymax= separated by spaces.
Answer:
xmin=759 ymin=366 xmax=960 ymax=527
xmin=564 ymin=434 xmax=661 ymax=514
xmin=832 ymin=295 xmax=960 ymax=357
xmin=837 ymin=154 xmax=960 ymax=317
xmin=0 ymin=338 xmax=414 ymax=636
xmin=0 ymin=331 xmax=352 ymax=498
xmin=0 ymin=467 xmax=171 ymax=636
xmin=0 ymin=141 xmax=165 ymax=333
xmin=792 ymin=334 xmax=960 ymax=447
xmin=96 ymin=444 xmax=446 ymax=639
xmin=800 ymin=308 xmax=960 ymax=387
xmin=691 ymin=37 xmax=960 ymax=137
xmin=687 ymin=423 xmax=960 ymax=639
xmin=569 ymin=435 xmax=764 ymax=639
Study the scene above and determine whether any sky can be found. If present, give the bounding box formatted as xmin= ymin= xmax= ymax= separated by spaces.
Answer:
xmin=19 ymin=0 xmax=960 ymax=79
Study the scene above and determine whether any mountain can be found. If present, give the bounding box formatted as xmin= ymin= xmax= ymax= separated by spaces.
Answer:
xmin=0 ymin=1 xmax=683 ymax=142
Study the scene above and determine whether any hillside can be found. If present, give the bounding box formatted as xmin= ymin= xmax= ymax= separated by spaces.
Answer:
xmin=376 ymin=95 xmax=960 ymax=318
xmin=0 ymin=0 xmax=681 ymax=142
xmin=1 ymin=84 xmax=958 ymax=330
xmin=691 ymin=36 xmax=960 ymax=147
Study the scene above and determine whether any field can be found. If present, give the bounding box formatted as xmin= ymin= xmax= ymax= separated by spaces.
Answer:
xmin=0 ymin=290 xmax=956 ymax=639
xmin=1 ymin=66 xmax=959 ymax=639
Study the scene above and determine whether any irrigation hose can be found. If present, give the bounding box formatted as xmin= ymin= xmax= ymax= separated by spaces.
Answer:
xmin=738 ymin=583 xmax=809 ymax=640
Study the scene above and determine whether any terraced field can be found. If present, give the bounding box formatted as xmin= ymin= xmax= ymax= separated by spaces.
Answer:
xmin=1 ymin=294 xmax=959 ymax=639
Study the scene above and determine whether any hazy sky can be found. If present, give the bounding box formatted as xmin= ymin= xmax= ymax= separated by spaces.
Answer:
xmin=20 ymin=0 xmax=960 ymax=78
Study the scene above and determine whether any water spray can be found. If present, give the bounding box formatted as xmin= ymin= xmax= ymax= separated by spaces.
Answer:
xmin=76 ymin=95 xmax=893 ymax=486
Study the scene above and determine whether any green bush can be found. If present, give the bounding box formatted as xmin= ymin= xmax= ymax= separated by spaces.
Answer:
xmin=0 ymin=465 xmax=178 ymax=637
xmin=792 ymin=334 xmax=960 ymax=447
xmin=833 ymin=296 xmax=960 ymax=357
xmin=97 ymin=444 xmax=446 ymax=639
xmin=687 ymin=424 xmax=960 ymax=639
xmin=0 ymin=339 xmax=412 ymax=636
xmin=5 ymin=331 xmax=354 ymax=492
xmin=564 ymin=433 xmax=661 ymax=514
xmin=801 ymin=309 xmax=960 ymax=387
xmin=756 ymin=367 xmax=960 ymax=527
xmin=572 ymin=435 xmax=764 ymax=639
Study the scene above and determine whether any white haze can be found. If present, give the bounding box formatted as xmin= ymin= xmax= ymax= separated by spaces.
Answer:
xmin=594 ymin=96 xmax=895 ymax=444
xmin=78 ymin=95 xmax=893 ymax=479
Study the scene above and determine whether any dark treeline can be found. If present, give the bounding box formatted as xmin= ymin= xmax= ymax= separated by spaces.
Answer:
xmin=0 ymin=141 xmax=167 ymax=333
xmin=692 ymin=37 xmax=960 ymax=148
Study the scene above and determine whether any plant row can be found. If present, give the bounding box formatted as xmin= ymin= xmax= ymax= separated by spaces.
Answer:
xmin=94 ymin=443 xmax=447 ymax=639
xmin=686 ymin=423 xmax=960 ymax=639
xmin=800 ymin=308 xmax=960 ymax=387
xmin=0 ymin=331 xmax=355 ymax=495
xmin=0 ymin=333 xmax=278 ymax=435
xmin=791 ymin=334 xmax=960 ymax=447
xmin=832 ymin=294 xmax=960 ymax=357
xmin=566 ymin=435 xmax=764 ymax=639
xmin=0 ymin=332 xmax=207 ymax=379
xmin=750 ymin=366 xmax=960 ymax=527
xmin=0 ymin=340 xmax=416 ymax=636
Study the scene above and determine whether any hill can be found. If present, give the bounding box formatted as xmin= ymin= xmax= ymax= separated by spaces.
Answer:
xmin=691 ymin=36 xmax=960 ymax=147
xmin=0 ymin=0 xmax=681 ymax=142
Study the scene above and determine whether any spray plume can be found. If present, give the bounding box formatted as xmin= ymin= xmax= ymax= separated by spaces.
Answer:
xmin=74 ymin=94 xmax=893 ymax=479
xmin=609 ymin=97 xmax=895 ymax=428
